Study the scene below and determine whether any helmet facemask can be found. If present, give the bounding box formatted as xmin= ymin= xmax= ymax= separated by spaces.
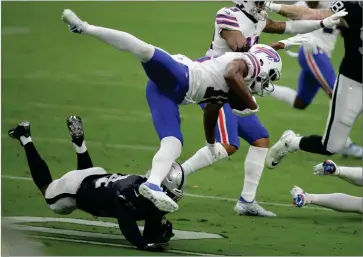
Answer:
xmin=251 ymin=68 xmax=280 ymax=97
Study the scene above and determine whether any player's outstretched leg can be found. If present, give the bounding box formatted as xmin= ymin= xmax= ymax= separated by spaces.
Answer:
xmin=8 ymin=121 xmax=53 ymax=196
xmin=290 ymin=186 xmax=362 ymax=214
xmin=66 ymin=115 xmax=93 ymax=169
xmin=234 ymin=116 xmax=275 ymax=217
xmin=61 ymin=9 xmax=154 ymax=62
xmin=61 ymin=10 xmax=189 ymax=93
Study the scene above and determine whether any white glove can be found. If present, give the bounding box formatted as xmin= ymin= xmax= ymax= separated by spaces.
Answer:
xmin=303 ymin=41 xmax=319 ymax=55
xmin=322 ymin=10 xmax=347 ymax=28
xmin=232 ymin=105 xmax=259 ymax=117
xmin=279 ymin=34 xmax=308 ymax=51
xmin=206 ymin=142 xmax=220 ymax=159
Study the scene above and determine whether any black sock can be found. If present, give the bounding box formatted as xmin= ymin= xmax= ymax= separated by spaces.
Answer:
xmin=77 ymin=151 xmax=93 ymax=170
xmin=24 ymin=142 xmax=53 ymax=190
xmin=299 ymin=135 xmax=334 ymax=156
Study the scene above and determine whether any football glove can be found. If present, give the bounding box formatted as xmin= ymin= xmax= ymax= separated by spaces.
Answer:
xmin=160 ymin=219 xmax=175 ymax=242
xmin=279 ymin=34 xmax=308 ymax=51
xmin=322 ymin=10 xmax=347 ymax=28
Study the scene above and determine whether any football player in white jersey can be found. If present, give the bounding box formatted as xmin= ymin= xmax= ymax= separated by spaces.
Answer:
xmin=291 ymin=160 xmax=362 ymax=214
xmin=270 ymin=1 xmax=362 ymax=159
xmin=265 ymin=1 xmax=363 ymax=170
xmin=61 ymin=9 xmax=285 ymax=213
xmin=181 ymin=1 xmax=346 ymax=217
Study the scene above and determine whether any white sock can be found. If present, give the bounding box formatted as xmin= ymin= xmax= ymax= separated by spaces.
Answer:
xmin=240 ymin=146 xmax=268 ymax=202
xmin=73 ymin=141 xmax=87 ymax=154
xmin=337 ymin=166 xmax=363 ymax=186
xmin=308 ymin=193 xmax=362 ymax=214
xmin=288 ymin=136 xmax=302 ymax=151
xmin=20 ymin=136 xmax=32 ymax=146
xmin=181 ymin=143 xmax=228 ymax=176
xmin=83 ymin=25 xmax=155 ymax=62
xmin=270 ymin=85 xmax=297 ymax=107
xmin=147 ymin=136 xmax=182 ymax=186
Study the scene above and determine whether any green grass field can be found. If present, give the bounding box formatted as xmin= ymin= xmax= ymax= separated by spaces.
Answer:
xmin=2 ymin=1 xmax=362 ymax=256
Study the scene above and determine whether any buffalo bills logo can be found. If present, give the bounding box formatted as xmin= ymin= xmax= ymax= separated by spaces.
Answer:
xmin=251 ymin=47 xmax=280 ymax=62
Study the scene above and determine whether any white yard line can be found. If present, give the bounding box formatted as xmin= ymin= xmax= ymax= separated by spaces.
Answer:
xmin=30 ymin=235 xmax=213 ymax=256
xmin=1 ymin=174 xmax=331 ymax=211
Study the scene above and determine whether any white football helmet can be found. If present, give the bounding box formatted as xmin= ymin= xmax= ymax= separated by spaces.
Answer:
xmin=145 ymin=162 xmax=185 ymax=202
xmin=233 ymin=1 xmax=272 ymax=20
xmin=248 ymin=44 xmax=282 ymax=97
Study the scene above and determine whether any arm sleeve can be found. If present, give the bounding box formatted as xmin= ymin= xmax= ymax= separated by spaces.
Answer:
xmin=284 ymin=20 xmax=321 ymax=34
xmin=215 ymin=8 xmax=240 ymax=32
xmin=116 ymin=201 xmax=148 ymax=249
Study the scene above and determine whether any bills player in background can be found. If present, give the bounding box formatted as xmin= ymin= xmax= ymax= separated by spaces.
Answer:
xmin=291 ymin=160 xmax=362 ymax=214
xmin=61 ymin=9 xmax=287 ymax=213
xmin=181 ymin=1 xmax=345 ymax=217
xmin=270 ymin=1 xmax=362 ymax=159
xmin=265 ymin=1 xmax=363 ymax=169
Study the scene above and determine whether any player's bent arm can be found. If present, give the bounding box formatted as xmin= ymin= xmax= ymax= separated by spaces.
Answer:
xmin=203 ymin=103 xmax=222 ymax=144
xmin=116 ymin=204 xmax=148 ymax=249
xmin=220 ymin=30 xmax=248 ymax=52
xmin=224 ymin=60 xmax=257 ymax=110
xmin=271 ymin=4 xmax=333 ymax=20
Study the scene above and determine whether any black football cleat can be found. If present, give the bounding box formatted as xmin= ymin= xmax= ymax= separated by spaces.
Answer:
xmin=8 ymin=121 xmax=31 ymax=146
xmin=66 ymin=115 xmax=84 ymax=147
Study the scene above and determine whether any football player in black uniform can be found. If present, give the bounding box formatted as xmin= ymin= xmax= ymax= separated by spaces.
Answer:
xmin=8 ymin=116 xmax=185 ymax=252
xmin=264 ymin=1 xmax=363 ymax=169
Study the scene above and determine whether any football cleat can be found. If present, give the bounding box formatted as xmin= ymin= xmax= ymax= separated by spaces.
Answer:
xmin=290 ymin=186 xmax=308 ymax=208
xmin=66 ymin=116 xmax=84 ymax=147
xmin=313 ymin=160 xmax=339 ymax=176
xmin=340 ymin=143 xmax=363 ymax=159
xmin=234 ymin=197 xmax=276 ymax=217
xmin=8 ymin=121 xmax=31 ymax=146
xmin=265 ymin=130 xmax=297 ymax=169
xmin=62 ymin=9 xmax=88 ymax=34
xmin=139 ymin=182 xmax=179 ymax=213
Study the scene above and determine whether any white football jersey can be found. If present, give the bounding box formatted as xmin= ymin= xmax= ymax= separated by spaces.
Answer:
xmin=172 ymin=52 xmax=260 ymax=105
xmin=295 ymin=1 xmax=339 ymax=57
xmin=206 ymin=6 xmax=267 ymax=57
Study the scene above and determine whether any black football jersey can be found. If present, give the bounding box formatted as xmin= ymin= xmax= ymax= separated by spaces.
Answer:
xmin=330 ymin=1 xmax=362 ymax=83
xmin=76 ymin=173 xmax=157 ymax=220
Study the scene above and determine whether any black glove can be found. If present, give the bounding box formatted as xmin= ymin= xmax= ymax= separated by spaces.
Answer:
xmin=160 ymin=219 xmax=175 ymax=242
xmin=143 ymin=242 xmax=169 ymax=252
xmin=143 ymin=218 xmax=175 ymax=244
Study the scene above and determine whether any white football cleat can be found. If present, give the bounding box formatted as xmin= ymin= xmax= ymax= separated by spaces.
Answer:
xmin=139 ymin=182 xmax=178 ymax=213
xmin=340 ymin=143 xmax=363 ymax=159
xmin=265 ymin=130 xmax=297 ymax=169
xmin=313 ymin=160 xmax=339 ymax=176
xmin=61 ymin=9 xmax=88 ymax=34
xmin=290 ymin=186 xmax=308 ymax=208
xmin=234 ymin=199 xmax=276 ymax=217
